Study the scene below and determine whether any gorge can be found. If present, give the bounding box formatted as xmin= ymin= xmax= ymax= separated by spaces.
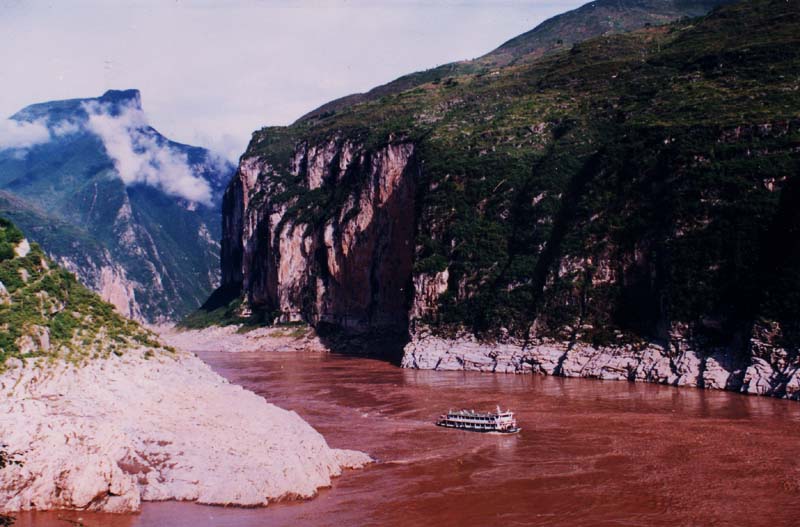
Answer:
xmin=3 ymin=0 xmax=800 ymax=523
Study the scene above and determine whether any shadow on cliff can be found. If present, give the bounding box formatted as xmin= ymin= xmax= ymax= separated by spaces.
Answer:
xmin=296 ymin=143 xmax=420 ymax=366
xmin=315 ymin=323 xmax=409 ymax=365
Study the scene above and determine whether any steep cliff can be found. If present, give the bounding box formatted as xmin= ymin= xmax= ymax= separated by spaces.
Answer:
xmin=219 ymin=137 xmax=417 ymax=339
xmin=0 ymin=89 xmax=235 ymax=321
xmin=214 ymin=0 xmax=800 ymax=397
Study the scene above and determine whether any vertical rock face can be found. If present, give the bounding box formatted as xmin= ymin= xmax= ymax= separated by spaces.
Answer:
xmin=222 ymin=138 xmax=417 ymax=336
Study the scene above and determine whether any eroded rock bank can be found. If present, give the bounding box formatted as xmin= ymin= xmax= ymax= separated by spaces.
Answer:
xmin=401 ymin=328 xmax=800 ymax=400
xmin=157 ymin=324 xmax=327 ymax=353
xmin=0 ymin=349 xmax=370 ymax=514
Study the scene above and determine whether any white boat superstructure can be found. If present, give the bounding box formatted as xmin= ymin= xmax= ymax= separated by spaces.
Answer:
xmin=436 ymin=406 xmax=521 ymax=433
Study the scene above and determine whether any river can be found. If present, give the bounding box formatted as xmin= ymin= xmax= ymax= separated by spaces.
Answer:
xmin=14 ymin=350 xmax=800 ymax=526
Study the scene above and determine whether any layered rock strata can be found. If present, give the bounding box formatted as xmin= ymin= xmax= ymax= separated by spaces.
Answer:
xmin=401 ymin=328 xmax=800 ymax=400
xmin=222 ymin=138 xmax=416 ymax=336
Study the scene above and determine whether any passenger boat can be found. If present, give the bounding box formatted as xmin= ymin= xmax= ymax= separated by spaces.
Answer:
xmin=435 ymin=406 xmax=521 ymax=434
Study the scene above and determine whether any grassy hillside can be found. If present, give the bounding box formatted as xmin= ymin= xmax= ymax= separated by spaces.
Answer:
xmin=0 ymin=218 xmax=167 ymax=370
xmin=299 ymin=0 xmax=731 ymax=121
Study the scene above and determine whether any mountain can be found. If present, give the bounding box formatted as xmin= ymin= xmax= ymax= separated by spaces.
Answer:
xmin=299 ymin=0 xmax=732 ymax=121
xmin=0 ymin=89 xmax=236 ymax=321
xmin=205 ymin=0 xmax=800 ymax=398
xmin=478 ymin=0 xmax=732 ymax=67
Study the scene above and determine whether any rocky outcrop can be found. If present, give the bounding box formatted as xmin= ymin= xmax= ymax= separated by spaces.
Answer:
xmin=222 ymin=137 xmax=417 ymax=335
xmin=58 ymin=253 xmax=143 ymax=321
xmin=0 ymin=350 xmax=370 ymax=513
xmin=157 ymin=324 xmax=328 ymax=354
xmin=12 ymin=239 xmax=29 ymax=258
xmin=401 ymin=328 xmax=800 ymax=400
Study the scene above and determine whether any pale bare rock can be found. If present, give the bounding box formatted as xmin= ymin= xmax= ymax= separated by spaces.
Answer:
xmin=741 ymin=358 xmax=776 ymax=395
xmin=410 ymin=271 xmax=449 ymax=322
xmin=155 ymin=324 xmax=329 ymax=354
xmin=0 ymin=281 xmax=9 ymax=305
xmin=401 ymin=333 xmax=800 ymax=400
xmin=56 ymin=253 xmax=144 ymax=322
xmin=0 ymin=350 xmax=370 ymax=513
xmin=13 ymin=238 xmax=30 ymax=258
xmin=98 ymin=265 xmax=142 ymax=321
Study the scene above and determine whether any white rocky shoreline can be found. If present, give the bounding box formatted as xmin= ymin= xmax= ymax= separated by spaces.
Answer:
xmin=0 ymin=347 xmax=370 ymax=514
xmin=401 ymin=330 xmax=800 ymax=400
xmin=155 ymin=324 xmax=327 ymax=354
xmin=161 ymin=322 xmax=800 ymax=402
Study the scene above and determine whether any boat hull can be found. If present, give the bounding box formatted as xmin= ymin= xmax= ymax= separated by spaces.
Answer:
xmin=435 ymin=422 xmax=521 ymax=434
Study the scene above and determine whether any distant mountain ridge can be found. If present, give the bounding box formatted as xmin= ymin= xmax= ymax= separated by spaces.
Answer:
xmin=481 ymin=0 xmax=732 ymax=67
xmin=298 ymin=0 xmax=732 ymax=122
xmin=0 ymin=89 xmax=235 ymax=322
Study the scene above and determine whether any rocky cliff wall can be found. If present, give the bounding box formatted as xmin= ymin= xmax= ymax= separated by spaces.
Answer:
xmin=222 ymin=137 xmax=417 ymax=336
xmin=216 ymin=0 xmax=800 ymax=399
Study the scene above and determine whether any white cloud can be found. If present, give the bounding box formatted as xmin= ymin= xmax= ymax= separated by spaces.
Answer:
xmin=191 ymin=130 xmax=244 ymax=164
xmin=83 ymin=100 xmax=213 ymax=205
xmin=0 ymin=118 xmax=50 ymax=150
xmin=51 ymin=120 xmax=81 ymax=137
xmin=0 ymin=116 xmax=83 ymax=154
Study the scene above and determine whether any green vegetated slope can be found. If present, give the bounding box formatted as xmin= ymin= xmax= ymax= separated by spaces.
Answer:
xmin=0 ymin=191 xmax=110 ymax=271
xmin=239 ymin=0 xmax=800 ymax=349
xmin=481 ymin=0 xmax=732 ymax=67
xmin=0 ymin=218 xmax=167 ymax=370
xmin=299 ymin=0 xmax=731 ymax=121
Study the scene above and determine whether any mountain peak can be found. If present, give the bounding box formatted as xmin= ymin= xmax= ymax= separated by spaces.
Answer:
xmin=10 ymin=88 xmax=143 ymax=123
xmin=97 ymin=89 xmax=143 ymax=115
xmin=99 ymin=89 xmax=141 ymax=107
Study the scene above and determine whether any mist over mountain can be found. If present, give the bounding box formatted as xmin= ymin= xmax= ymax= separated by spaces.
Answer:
xmin=0 ymin=89 xmax=235 ymax=321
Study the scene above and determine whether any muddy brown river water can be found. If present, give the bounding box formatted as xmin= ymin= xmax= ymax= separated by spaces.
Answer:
xmin=14 ymin=350 xmax=800 ymax=526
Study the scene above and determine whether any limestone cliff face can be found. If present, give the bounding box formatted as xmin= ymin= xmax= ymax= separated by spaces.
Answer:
xmin=218 ymin=122 xmax=800 ymax=398
xmin=222 ymin=137 xmax=417 ymax=335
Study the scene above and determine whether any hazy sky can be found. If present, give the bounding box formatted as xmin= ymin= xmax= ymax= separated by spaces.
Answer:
xmin=0 ymin=0 xmax=585 ymax=160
